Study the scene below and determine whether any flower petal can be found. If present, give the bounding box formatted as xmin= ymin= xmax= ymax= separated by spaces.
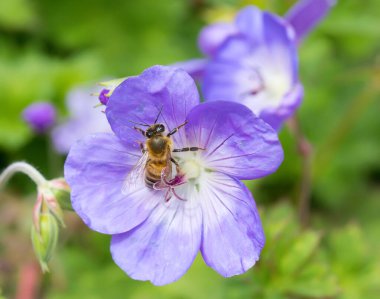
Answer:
xmin=260 ymin=83 xmax=304 ymax=131
xmin=236 ymin=7 xmax=298 ymax=82
xmin=286 ymin=0 xmax=336 ymax=43
xmin=198 ymin=22 xmax=238 ymax=57
xmin=64 ymin=133 xmax=158 ymax=234
xmin=185 ymin=101 xmax=284 ymax=180
xmin=200 ymin=172 xmax=264 ymax=276
xmin=110 ymin=195 xmax=202 ymax=286
xmin=52 ymin=87 xmax=112 ymax=154
xmin=172 ymin=58 xmax=208 ymax=81
xmin=106 ymin=65 xmax=200 ymax=148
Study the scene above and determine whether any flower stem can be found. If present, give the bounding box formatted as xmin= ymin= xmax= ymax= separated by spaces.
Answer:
xmin=0 ymin=162 xmax=47 ymax=188
xmin=15 ymin=261 xmax=41 ymax=299
xmin=288 ymin=115 xmax=313 ymax=227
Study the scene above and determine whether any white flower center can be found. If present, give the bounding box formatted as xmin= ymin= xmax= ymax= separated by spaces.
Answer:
xmin=181 ymin=159 xmax=202 ymax=180
xmin=174 ymin=152 xmax=209 ymax=186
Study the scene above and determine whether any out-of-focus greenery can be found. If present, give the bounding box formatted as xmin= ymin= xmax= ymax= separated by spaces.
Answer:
xmin=1 ymin=0 xmax=379 ymax=298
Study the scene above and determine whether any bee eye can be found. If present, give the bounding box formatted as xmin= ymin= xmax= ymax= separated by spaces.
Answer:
xmin=146 ymin=131 xmax=153 ymax=138
xmin=158 ymin=125 xmax=165 ymax=132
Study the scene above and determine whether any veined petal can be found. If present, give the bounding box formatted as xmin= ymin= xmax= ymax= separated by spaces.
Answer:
xmin=185 ymin=101 xmax=283 ymax=180
xmin=200 ymin=172 xmax=264 ymax=276
xmin=64 ymin=133 xmax=158 ymax=234
xmin=110 ymin=194 xmax=202 ymax=286
xmin=106 ymin=65 xmax=200 ymax=148
xmin=286 ymin=0 xmax=336 ymax=43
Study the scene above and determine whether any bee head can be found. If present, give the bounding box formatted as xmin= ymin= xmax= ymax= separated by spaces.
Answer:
xmin=146 ymin=124 xmax=165 ymax=138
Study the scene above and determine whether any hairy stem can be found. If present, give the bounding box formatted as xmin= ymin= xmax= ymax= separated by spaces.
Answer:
xmin=0 ymin=162 xmax=47 ymax=188
xmin=288 ymin=115 xmax=313 ymax=227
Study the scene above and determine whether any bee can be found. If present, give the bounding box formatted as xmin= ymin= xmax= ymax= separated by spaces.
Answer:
xmin=123 ymin=108 xmax=203 ymax=195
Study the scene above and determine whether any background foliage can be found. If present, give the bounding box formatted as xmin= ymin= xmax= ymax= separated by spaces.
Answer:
xmin=0 ymin=0 xmax=379 ymax=298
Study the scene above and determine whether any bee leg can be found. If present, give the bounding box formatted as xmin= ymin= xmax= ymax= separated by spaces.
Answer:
xmin=138 ymin=141 xmax=146 ymax=153
xmin=167 ymin=120 xmax=188 ymax=137
xmin=133 ymin=126 xmax=146 ymax=137
xmin=173 ymin=147 xmax=205 ymax=152
xmin=170 ymin=157 xmax=179 ymax=167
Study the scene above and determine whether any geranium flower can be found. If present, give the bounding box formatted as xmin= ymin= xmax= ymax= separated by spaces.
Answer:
xmin=22 ymin=102 xmax=56 ymax=134
xmin=64 ymin=66 xmax=284 ymax=285
xmin=197 ymin=0 xmax=335 ymax=58
xmin=176 ymin=1 xmax=335 ymax=130
xmin=52 ymin=86 xmax=112 ymax=154
xmin=202 ymin=6 xmax=303 ymax=131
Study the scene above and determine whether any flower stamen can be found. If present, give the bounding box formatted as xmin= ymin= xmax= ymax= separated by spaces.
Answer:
xmin=153 ymin=167 xmax=187 ymax=202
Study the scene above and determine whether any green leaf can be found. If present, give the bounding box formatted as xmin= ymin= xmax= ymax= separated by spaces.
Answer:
xmin=279 ymin=230 xmax=321 ymax=275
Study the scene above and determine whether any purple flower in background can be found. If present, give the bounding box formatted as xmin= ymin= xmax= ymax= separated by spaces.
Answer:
xmin=52 ymin=87 xmax=111 ymax=154
xmin=196 ymin=0 xmax=335 ymax=59
xmin=175 ymin=1 xmax=335 ymax=130
xmin=65 ymin=66 xmax=284 ymax=285
xmin=203 ymin=6 xmax=303 ymax=130
xmin=22 ymin=102 xmax=56 ymax=134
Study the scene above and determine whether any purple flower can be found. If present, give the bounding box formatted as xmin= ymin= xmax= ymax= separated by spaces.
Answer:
xmin=194 ymin=0 xmax=335 ymax=59
xmin=52 ymin=87 xmax=112 ymax=154
xmin=203 ymin=6 xmax=303 ymax=130
xmin=64 ymin=66 xmax=284 ymax=285
xmin=174 ymin=1 xmax=335 ymax=129
xmin=22 ymin=102 xmax=56 ymax=133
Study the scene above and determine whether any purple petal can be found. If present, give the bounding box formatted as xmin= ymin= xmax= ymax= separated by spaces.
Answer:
xmin=198 ymin=22 xmax=238 ymax=57
xmin=234 ymin=6 xmax=297 ymax=81
xmin=171 ymin=58 xmax=208 ymax=81
xmin=106 ymin=66 xmax=200 ymax=148
xmin=260 ymin=83 xmax=304 ymax=131
xmin=200 ymin=172 xmax=264 ymax=276
xmin=185 ymin=101 xmax=284 ymax=180
xmin=22 ymin=102 xmax=56 ymax=133
xmin=52 ymin=87 xmax=112 ymax=154
xmin=64 ymin=133 xmax=158 ymax=234
xmin=235 ymin=6 xmax=266 ymax=44
xmin=111 ymin=197 xmax=202 ymax=285
xmin=286 ymin=0 xmax=336 ymax=43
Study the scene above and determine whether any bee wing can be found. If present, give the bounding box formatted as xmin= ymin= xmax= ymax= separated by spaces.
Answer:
xmin=122 ymin=151 xmax=149 ymax=194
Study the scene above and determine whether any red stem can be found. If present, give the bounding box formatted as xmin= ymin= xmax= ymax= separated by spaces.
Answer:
xmin=15 ymin=262 xmax=41 ymax=299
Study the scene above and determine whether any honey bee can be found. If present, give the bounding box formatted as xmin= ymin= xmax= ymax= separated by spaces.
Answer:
xmin=123 ymin=109 xmax=203 ymax=194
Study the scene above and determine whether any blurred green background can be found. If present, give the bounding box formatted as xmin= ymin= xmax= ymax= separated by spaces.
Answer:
xmin=0 ymin=0 xmax=379 ymax=298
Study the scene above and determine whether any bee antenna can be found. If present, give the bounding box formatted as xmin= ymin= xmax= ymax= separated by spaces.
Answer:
xmin=154 ymin=105 xmax=164 ymax=124
xmin=127 ymin=119 xmax=150 ymax=127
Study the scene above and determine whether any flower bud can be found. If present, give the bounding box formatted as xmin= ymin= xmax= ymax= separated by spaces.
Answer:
xmin=22 ymin=102 xmax=56 ymax=133
xmin=35 ymin=185 xmax=64 ymax=227
xmin=31 ymin=212 xmax=59 ymax=272
xmin=96 ymin=78 xmax=126 ymax=105
xmin=48 ymin=178 xmax=73 ymax=211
